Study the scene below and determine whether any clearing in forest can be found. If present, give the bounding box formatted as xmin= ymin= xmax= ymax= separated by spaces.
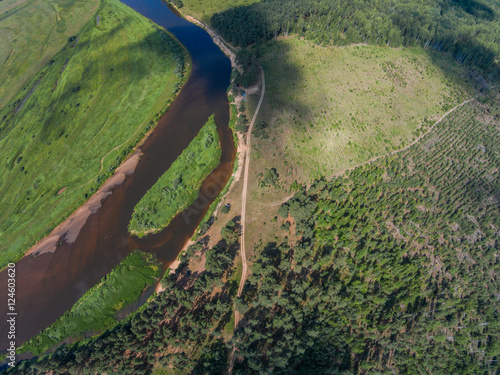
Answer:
xmin=243 ymin=36 xmax=474 ymax=251
xmin=253 ymin=37 xmax=473 ymax=181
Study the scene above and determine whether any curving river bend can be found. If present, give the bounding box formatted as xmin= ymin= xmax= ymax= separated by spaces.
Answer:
xmin=0 ymin=0 xmax=234 ymax=350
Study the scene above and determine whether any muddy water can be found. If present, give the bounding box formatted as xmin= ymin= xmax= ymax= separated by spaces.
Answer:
xmin=0 ymin=0 xmax=233 ymax=350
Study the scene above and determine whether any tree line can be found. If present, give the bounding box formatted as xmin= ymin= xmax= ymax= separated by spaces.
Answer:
xmin=211 ymin=0 xmax=500 ymax=74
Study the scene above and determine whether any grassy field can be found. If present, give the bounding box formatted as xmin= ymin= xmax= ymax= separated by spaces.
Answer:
xmin=239 ymin=37 xmax=475 ymax=253
xmin=0 ymin=0 xmax=100 ymax=107
xmin=19 ymin=250 xmax=161 ymax=356
xmin=175 ymin=0 xmax=260 ymax=24
xmin=0 ymin=0 xmax=189 ymax=268
xmin=254 ymin=37 xmax=473 ymax=181
xmin=129 ymin=115 xmax=221 ymax=237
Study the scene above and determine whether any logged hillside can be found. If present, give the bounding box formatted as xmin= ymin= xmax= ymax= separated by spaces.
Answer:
xmin=211 ymin=0 xmax=500 ymax=75
xmin=11 ymin=92 xmax=499 ymax=374
xmin=0 ymin=0 xmax=188 ymax=267
xmin=251 ymin=38 xmax=471 ymax=180
xmin=237 ymin=36 xmax=475 ymax=253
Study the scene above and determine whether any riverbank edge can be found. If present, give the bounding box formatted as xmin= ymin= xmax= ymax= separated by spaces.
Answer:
xmin=167 ymin=2 xmax=239 ymax=70
xmin=9 ymin=0 xmax=193 ymax=267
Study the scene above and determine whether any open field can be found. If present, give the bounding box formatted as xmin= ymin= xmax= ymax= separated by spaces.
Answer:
xmin=19 ymin=250 xmax=161 ymax=356
xmin=0 ymin=0 xmax=188 ymax=267
xmin=255 ymin=37 xmax=474 ymax=181
xmin=0 ymin=0 xmax=100 ymax=107
xmin=175 ymin=0 xmax=260 ymax=24
xmin=129 ymin=115 xmax=221 ymax=237
xmin=241 ymin=36 xmax=475 ymax=254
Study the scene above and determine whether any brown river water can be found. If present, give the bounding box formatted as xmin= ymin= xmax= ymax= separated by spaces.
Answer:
xmin=0 ymin=0 xmax=234 ymax=350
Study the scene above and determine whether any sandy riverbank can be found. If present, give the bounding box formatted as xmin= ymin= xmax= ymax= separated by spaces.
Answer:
xmin=26 ymin=151 xmax=142 ymax=257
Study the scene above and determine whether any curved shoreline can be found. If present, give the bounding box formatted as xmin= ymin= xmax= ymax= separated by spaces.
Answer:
xmin=0 ymin=0 xmax=234 ymax=351
xmin=18 ymin=17 xmax=192 ymax=263
xmin=26 ymin=151 xmax=142 ymax=257
xmin=168 ymin=3 xmax=239 ymax=70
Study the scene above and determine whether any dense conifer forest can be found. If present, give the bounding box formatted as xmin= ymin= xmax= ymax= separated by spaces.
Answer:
xmin=211 ymin=0 xmax=500 ymax=74
xmin=10 ymin=90 xmax=498 ymax=375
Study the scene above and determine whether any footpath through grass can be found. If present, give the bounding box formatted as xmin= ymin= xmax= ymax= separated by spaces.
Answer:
xmin=0 ymin=0 xmax=189 ymax=268
xmin=0 ymin=0 xmax=100 ymax=107
xmin=129 ymin=115 xmax=221 ymax=237
xmin=19 ymin=250 xmax=162 ymax=356
xmin=254 ymin=38 xmax=473 ymax=181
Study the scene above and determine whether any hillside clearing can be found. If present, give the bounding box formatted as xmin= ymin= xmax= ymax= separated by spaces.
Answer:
xmin=243 ymin=36 xmax=475 ymax=253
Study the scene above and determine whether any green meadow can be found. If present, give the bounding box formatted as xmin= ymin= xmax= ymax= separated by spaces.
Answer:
xmin=250 ymin=38 xmax=473 ymax=182
xmin=0 ymin=0 xmax=189 ymax=268
xmin=129 ymin=115 xmax=221 ymax=237
xmin=0 ymin=0 xmax=100 ymax=107
xmin=19 ymin=250 xmax=161 ymax=356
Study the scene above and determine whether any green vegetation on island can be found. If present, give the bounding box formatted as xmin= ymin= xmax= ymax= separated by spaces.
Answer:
xmin=11 ymin=93 xmax=499 ymax=375
xmin=0 ymin=0 xmax=189 ymax=267
xmin=129 ymin=115 xmax=221 ymax=237
xmin=19 ymin=250 xmax=161 ymax=357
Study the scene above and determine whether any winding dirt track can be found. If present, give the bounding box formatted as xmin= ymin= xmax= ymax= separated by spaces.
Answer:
xmin=228 ymin=67 xmax=265 ymax=374
xmin=332 ymin=97 xmax=476 ymax=178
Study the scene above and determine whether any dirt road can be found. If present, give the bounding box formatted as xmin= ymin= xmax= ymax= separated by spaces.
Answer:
xmin=228 ymin=67 xmax=265 ymax=374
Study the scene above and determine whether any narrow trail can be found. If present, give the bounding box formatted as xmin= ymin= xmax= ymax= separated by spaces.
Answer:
xmin=228 ymin=67 xmax=265 ymax=374
xmin=332 ymin=97 xmax=476 ymax=178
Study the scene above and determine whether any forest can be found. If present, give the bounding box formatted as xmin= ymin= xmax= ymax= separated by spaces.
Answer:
xmin=211 ymin=0 xmax=500 ymax=75
xmin=229 ymin=94 xmax=500 ymax=373
xmin=8 ymin=90 xmax=498 ymax=374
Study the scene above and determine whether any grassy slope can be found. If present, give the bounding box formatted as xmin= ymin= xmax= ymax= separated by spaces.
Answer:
xmin=178 ymin=0 xmax=260 ymax=23
xmin=256 ymin=37 xmax=472 ymax=181
xmin=243 ymin=37 xmax=474 ymax=253
xmin=129 ymin=115 xmax=221 ymax=237
xmin=0 ymin=0 xmax=100 ymax=108
xmin=19 ymin=250 xmax=161 ymax=356
xmin=0 ymin=0 xmax=188 ymax=267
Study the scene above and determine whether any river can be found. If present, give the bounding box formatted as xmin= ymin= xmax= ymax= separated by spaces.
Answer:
xmin=0 ymin=0 xmax=234 ymax=350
